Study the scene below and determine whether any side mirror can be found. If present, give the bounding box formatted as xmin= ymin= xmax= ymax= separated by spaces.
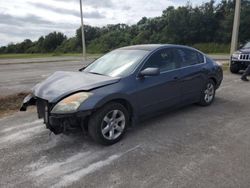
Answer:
xmin=239 ymin=43 xmax=244 ymax=49
xmin=139 ymin=67 xmax=160 ymax=78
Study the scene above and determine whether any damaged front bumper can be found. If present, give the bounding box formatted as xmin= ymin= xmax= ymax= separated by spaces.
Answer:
xmin=47 ymin=111 xmax=91 ymax=134
xmin=20 ymin=95 xmax=91 ymax=135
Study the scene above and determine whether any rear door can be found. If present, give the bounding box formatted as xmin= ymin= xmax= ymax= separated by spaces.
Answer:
xmin=177 ymin=48 xmax=207 ymax=104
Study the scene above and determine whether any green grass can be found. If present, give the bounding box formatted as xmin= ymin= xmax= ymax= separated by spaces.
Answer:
xmin=0 ymin=53 xmax=102 ymax=59
xmin=0 ymin=52 xmax=228 ymax=60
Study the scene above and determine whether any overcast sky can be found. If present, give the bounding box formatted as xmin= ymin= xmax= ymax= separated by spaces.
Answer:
xmin=0 ymin=0 xmax=214 ymax=46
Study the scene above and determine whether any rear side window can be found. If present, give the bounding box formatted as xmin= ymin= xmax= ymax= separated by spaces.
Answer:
xmin=177 ymin=48 xmax=204 ymax=68
xmin=142 ymin=48 xmax=180 ymax=72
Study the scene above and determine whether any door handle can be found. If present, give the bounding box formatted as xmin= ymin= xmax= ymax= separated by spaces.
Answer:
xmin=173 ymin=76 xmax=179 ymax=80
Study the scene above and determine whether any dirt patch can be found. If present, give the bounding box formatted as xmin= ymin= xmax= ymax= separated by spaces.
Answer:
xmin=0 ymin=92 xmax=32 ymax=117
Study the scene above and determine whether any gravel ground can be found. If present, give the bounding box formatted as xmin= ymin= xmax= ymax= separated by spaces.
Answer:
xmin=0 ymin=72 xmax=250 ymax=188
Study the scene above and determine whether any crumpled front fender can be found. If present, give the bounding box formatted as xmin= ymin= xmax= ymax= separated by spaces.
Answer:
xmin=20 ymin=94 xmax=36 ymax=111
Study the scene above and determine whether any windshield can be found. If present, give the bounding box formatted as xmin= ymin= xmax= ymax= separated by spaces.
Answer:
xmin=84 ymin=49 xmax=149 ymax=77
xmin=243 ymin=42 xmax=250 ymax=49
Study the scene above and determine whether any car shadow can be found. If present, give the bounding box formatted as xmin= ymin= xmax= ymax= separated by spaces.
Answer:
xmin=40 ymin=95 xmax=233 ymax=150
xmin=128 ymin=95 xmax=235 ymax=135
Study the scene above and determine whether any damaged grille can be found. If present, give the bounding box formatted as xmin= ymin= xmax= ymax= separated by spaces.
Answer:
xmin=36 ymin=98 xmax=51 ymax=120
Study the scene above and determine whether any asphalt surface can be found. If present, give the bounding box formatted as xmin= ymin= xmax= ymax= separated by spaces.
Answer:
xmin=0 ymin=72 xmax=250 ymax=188
xmin=0 ymin=55 xmax=228 ymax=96
xmin=0 ymin=60 xmax=91 ymax=96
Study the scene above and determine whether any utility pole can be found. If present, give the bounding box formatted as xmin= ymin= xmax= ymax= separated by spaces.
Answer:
xmin=230 ymin=0 xmax=241 ymax=55
xmin=79 ymin=0 xmax=86 ymax=59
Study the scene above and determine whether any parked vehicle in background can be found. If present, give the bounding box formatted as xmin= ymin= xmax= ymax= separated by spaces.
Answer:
xmin=230 ymin=41 xmax=250 ymax=73
xmin=20 ymin=44 xmax=223 ymax=145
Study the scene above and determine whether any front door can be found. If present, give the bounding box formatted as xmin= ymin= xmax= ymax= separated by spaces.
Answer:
xmin=133 ymin=48 xmax=182 ymax=116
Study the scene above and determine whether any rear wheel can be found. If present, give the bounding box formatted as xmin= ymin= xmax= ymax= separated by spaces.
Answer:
xmin=230 ymin=62 xmax=240 ymax=73
xmin=198 ymin=80 xmax=215 ymax=106
xmin=88 ymin=102 xmax=129 ymax=145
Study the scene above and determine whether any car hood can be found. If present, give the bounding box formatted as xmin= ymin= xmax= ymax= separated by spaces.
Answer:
xmin=32 ymin=71 xmax=120 ymax=102
xmin=238 ymin=48 xmax=250 ymax=53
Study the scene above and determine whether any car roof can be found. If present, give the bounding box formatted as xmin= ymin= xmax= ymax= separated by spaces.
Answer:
xmin=119 ymin=44 xmax=194 ymax=52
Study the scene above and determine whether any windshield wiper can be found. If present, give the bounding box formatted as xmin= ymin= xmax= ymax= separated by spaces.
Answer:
xmin=88 ymin=71 xmax=105 ymax=76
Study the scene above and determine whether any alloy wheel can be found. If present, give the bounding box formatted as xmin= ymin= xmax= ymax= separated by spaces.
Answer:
xmin=204 ymin=83 xmax=215 ymax=103
xmin=101 ymin=110 xmax=126 ymax=140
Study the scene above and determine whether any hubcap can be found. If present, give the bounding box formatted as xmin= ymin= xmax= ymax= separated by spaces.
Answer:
xmin=204 ymin=83 xmax=214 ymax=103
xmin=101 ymin=110 xmax=125 ymax=140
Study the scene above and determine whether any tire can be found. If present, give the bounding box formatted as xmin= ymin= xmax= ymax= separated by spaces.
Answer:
xmin=88 ymin=102 xmax=129 ymax=145
xmin=230 ymin=63 xmax=240 ymax=73
xmin=198 ymin=79 xmax=216 ymax=106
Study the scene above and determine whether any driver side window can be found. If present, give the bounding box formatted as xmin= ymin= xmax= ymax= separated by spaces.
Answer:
xmin=142 ymin=48 xmax=179 ymax=72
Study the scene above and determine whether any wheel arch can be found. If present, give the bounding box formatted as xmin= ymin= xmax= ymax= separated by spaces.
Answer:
xmin=93 ymin=98 xmax=134 ymax=123
xmin=81 ymin=97 xmax=135 ymax=132
xmin=209 ymin=77 xmax=217 ymax=86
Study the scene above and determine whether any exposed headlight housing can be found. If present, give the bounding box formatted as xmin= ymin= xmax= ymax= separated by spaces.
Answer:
xmin=51 ymin=92 xmax=92 ymax=114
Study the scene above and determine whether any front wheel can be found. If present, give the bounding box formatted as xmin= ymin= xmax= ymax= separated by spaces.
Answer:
xmin=198 ymin=80 xmax=216 ymax=106
xmin=230 ymin=63 xmax=240 ymax=73
xmin=88 ymin=102 xmax=129 ymax=145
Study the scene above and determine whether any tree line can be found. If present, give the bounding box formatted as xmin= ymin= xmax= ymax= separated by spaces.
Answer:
xmin=1 ymin=0 xmax=250 ymax=54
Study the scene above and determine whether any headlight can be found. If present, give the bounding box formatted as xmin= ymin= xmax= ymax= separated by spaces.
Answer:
xmin=232 ymin=53 xmax=240 ymax=59
xmin=51 ymin=92 xmax=92 ymax=114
